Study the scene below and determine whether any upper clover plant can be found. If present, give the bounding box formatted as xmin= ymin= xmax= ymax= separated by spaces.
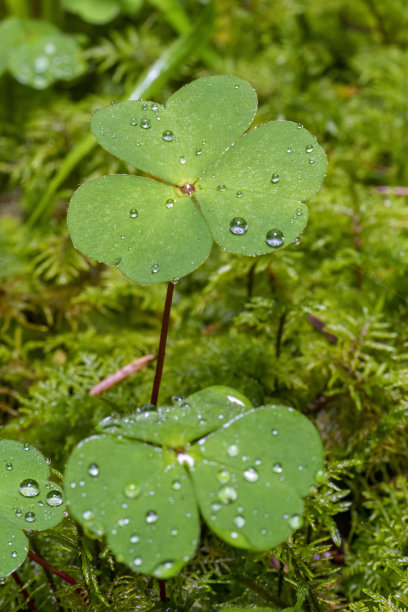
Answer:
xmin=68 ymin=75 xmax=327 ymax=283
xmin=0 ymin=440 xmax=66 ymax=578
xmin=64 ymin=386 xmax=324 ymax=578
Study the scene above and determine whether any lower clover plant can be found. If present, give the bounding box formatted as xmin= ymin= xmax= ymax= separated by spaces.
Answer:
xmin=64 ymin=386 xmax=324 ymax=578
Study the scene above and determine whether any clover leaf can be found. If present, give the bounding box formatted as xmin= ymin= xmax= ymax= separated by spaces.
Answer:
xmin=67 ymin=75 xmax=327 ymax=284
xmin=0 ymin=18 xmax=86 ymax=89
xmin=64 ymin=386 xmax=324 ymax=578
xmin=0 ymin=440 xmax=66 ymax=578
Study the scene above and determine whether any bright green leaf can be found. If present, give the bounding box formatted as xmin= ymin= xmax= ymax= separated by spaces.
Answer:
xmin=61 ymin=0 xmax=142 ymax=24
xmin=68 ymin=75 xmax=326 ymax=283
xmin=0 ymin=440 xmax=66 ymax=578
xmin=65 ymin=437 xmax=200 ymax=577
xmin=67 ymin=175 xmax=213 ymax=284
xmin=90 ymin=76 xmax=257 ymax=185
xmin=190 ymin=405 xmax=324 ymax=550
xmin=97 ymin=386 xmax=252 ymax=447
xmin=65 ymin=386 xmax=324 ymax=577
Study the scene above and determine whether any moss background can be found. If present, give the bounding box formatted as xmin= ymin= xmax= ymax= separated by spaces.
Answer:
xmin=0 ymin=0 xmax=408 ymax=609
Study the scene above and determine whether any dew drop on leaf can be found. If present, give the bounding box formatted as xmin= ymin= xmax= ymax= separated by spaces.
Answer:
xmin=82 ymin=510 xmax=94 ymax=521
xmin=179 ymin=156 xmax=186 ymax=164
xmin=273 ymin=462 xmax=283 ymax=474
xmin=24 ymin=511 xmax=36 ymax=523
xmin=146 ymin=511 xmax=158 ymax=524
xmin=227 ymin=444 xmax=239 ymax=457
xmin=46 ymin=490 xmax=64 ymax=507
xmin=266 ymin=229 xmax=284 ymax=248
xmin=151 ymin=264 xmax=160 ymax=274
xmin=172 ymin=480 xmax=181 ymax=490
xmin=217 ymin=184 xmax=227 ymax=191
xmin=19 ymin=479 xmax=40 ymax=498
xmin=170 ymin=528 xmax=178 ymax=536
xmin=288 ymin=514 xmax=302 ymax=529
xmin=195 ymin=148 xmax=202 ymax=155
xmin=129 ymin=208 xmax=138 ymax=218
xmin=287 ymin=146 xmax=293 ymax=153
xmin=15 ymin=508 xmax=23 ymax=517
xmin=218 ymin=486 xmax=238 ymax=504
xmin=166 ymin=199 xmax=174 ymax=209
xmin=124 ymin=482 xmax=141 ymax=499
xmin=130 ymin=533 xmax=140 ymax=543
xmin=162 ymin=130 xmax=174 ymax=142
xmin=296 ymin=208 xmax=303 ymax=216
xmin=272 ymin=429 xmax=278 ymax=436
xmin=217 ymin=470 xmax=231 ymax=483
xmin=271 ymin=173 xmax=280 ymax=183
xmin=134 ymin=557 xmax=143 ymax=566
xmin=243 ymin=467 xmax=259 ymax=482
xmin=305 ymin=144 xmax=314 ymax=153
xmin=140 ymin=118 xmax=151 ymax=129
xmin=11 ymin=551 xmax=18 ymax=558
xmin=234 ymin=515 xmax=246 ymax=528
xmin=87 ymin=463 xmax=99 ymax=477
xmin=130 ymin=118 xmax=137 ymax=126
xmin=6 ymin=463 xmax=13 ymax=470
xmin=229 ymin=217 xmax=248 ymax=235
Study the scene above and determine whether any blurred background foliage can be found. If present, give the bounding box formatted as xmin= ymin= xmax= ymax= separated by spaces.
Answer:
xmin=0 ymin=0 xmax=408 ymax=609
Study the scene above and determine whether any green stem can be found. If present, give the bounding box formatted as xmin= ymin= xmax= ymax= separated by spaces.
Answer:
xmin=150 ymin=282 xmax=174 ymax=407
xmin=4 ymin=0 xmax=31 ymax=17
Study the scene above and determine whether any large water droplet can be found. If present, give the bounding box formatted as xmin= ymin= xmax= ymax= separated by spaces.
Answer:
xmin=46 ymin=490 xmax=64 ymax=507
xmin=218 ymin=486 xmax=238 ymax=504
xmin=243 ymin=467 xmax=259 ymax=482
xmin=15 ymin=508 xmax=23 ymax=517
xmin=146 ymin=511 xmax=158 ymax=524
xmin=229 ymin=217 xmax=248 ymax=235
xmin=129 ymin=208 xmax=138 ymax=218
xmin=166 ymin=199 xmax=174 ymax=209
xmin=140 ymin=118 xmax=151 ymax=129
xmin=217 ymin=470 xmax=231 ymax=484
xmin=234 ymin=515 xmax=246 ymax=528
xmin=273 ymin=462 xmax=283 ymax=474
xmin=288 ymin=514 xmax=302 ymax=529
xmin=19 ymin=479 xmax=40 ymax=498
xmin=266 ymin=229 xmax=284 ymax=248
xmin=6 ymin=463 xmax=13 ymax=470
xmin=24 ymin=511 xmax=36 ymax=523
xmin=227 ymin=444 xmax=239 ymax=457
xmin=151 ymin=103 xmax=159 ymax=111
xmin=151 ymin=264 xmax=160 ymax=274
xmin=88 ymin=463 xmax=99 ymax=477
xmin=11 ymin=551 xmax=18 ymax=558
xmin=272 ymin=429 xmax=278 ymax=436
xmin=305 ymin=144 xmax=314 ymax=153
xmin=162 ymin=130 xmax=174 ymax=142
xmin=271 ymin=173 xmax=280 ymax=183
xmin=124 ymin=482 xmax=140 ymax=499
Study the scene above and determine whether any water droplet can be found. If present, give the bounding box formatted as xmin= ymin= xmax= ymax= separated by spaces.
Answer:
xmin=236 ymin=191 xmax=243 ymax=198
xmin=11 ymin=551 xmax=18 ymax=558
xmin=172 ymin=480 xmax=181 ymax=490
xmin=305 ymin=144 xmax=314 ymax=153
xmin=243 ymin=467 xmax=259 ymax=482
xmin=309 ymin=158 xmax=315 ymax=164
xmin=296 ymin=207 xmax=303 ymax=216
xmin=271 ymin=173 xmax=280 ymax=183
xmin=234 ymin=515 xmax=246 ymax=528
xmin=273 ymin=462 xmax=283 ymax=474
xmin=227 ymin=444 xmax=239 ymax=457
xmin=118 ymin=517 xmax=130 ymax=526
xmin=38 ymin=500 xmax=44 ymax=507
xmin=140 ymin=118 xmax=151 ymax=129
xmin=229 ymin=217 xmax=248 ymax=235
xmin=195 ymin=148 xmax=202 ymax=155
xmin=162 ymin=130 xmax=174 ymax=142
xmin=146 ymin=511 xmax=158 ymax=524
xmin=19 ymin=479 xmax=40 ymax=498
xmin=130 ymin=533 xmax=140 ymax=543
xmin=218 ymin=486 xmax=238 ymax=504
xmin=297 ymin=123 xmax=303 ymax=128
xmin=272 ymin=429 xmax=278 ymax=436
xmin=170 ymin=528 xmax=178 ymax=536
xmin=23 ymin=443 xmax=30 ymax=451
xmin=217 ymin=184 xmax=227 ymax=191
xmin=15 ymin=508 xmax=23 ymax=517
xmin=217 ymin=470 xmax=231 ymax=483
xmin=179 ymin=156 xmax=186 ymax=164
xmin=288 ymin=514 xmax=302 ymax=529
xmin=298 ymin=465 xmax=303 ymax=471
xmin=134 ymin=556 xmax=143 ymax=566
xmin=130 ymin=208 xmax=138 ymax=218
xmin=24 ymin=511 xmax=36 ymax=523
xmin=46 ymin=490 xmax=64 ymax=507
xmin=151 ymin=264 xmax=160 ymax=274
xmin=166 ymin=199 xmax=174 ymax=209
xmin=7 ymin=541 xmax=12 ymax=546
xmin=124 ymin=482 xmax=140 ymax=499
xmin=6 ymin=463 xmax=13 ymax=470
xmin=82 ymin=510 xmax=94 ymax=521
xmin=130 ymin=118 xmax=137 ymax=126
xmin=266 ymin=229 xmax=284 ymax=248
xmin=151 ymin=103 xmax=159 ymax=111
xmin=287 ymin=147 xmax=293 ymax=153
xmin=121 ymin=234 xmax=125 ymax=239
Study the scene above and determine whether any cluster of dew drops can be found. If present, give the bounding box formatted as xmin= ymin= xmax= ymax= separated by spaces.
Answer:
xmin=227 ymin=139 xmax=314 ymax=247
xmin=4 ymin=443 xmax=64 ymax=560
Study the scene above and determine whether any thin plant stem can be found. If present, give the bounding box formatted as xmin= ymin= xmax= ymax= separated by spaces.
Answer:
xmin=28 ymin=551 xmax=88 ymax=605
xmin=150 ymin=282 xmax=174 ymax=407
xmin=11 ymin=571 xmax=37 ymax=612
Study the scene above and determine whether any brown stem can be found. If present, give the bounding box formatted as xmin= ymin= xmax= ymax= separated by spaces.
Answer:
xmin=28 ymin=551 xmax=88 ymax=605
xmin=12 ymin=571 xmax=37 ymax=612
xmin=159 ymin=579 xmax=167 ymax=602
xmin=150 ymin=282 xmax=174 ymax=407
